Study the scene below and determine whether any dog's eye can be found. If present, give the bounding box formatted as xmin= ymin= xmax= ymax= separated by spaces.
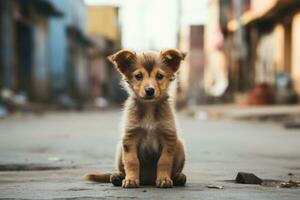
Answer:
xmin=156 ymin=73 xmax=164 ymax=80
xmin=135 ymin=73 xmax=143 ymax=81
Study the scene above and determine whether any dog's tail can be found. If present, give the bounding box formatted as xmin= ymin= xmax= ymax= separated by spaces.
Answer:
xmin=84 ymin=173 xmax=111 ymax=183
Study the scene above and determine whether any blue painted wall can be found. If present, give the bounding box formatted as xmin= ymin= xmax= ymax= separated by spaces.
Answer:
xmin=48 ymin=0 xmax=68 ymax=93
xmin=47 ymin=0 xmax=87 ymax=94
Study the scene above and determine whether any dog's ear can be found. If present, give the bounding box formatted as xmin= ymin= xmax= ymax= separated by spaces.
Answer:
xmin=108 ymin=49 xmax=137 ymax=76
xmin=160 ymin=49 xmax=186 ymax=72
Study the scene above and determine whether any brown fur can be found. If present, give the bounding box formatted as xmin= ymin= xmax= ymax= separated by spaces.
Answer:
xmin=85 ymin=49 xmax=187 ymax=188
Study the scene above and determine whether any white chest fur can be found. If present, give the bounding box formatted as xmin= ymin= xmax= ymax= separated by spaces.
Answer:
xmin=139 ymin=129 xmax=160 ymax=154
xmin=139 ymin=109 xmax=158 ymax=131
xmin=138 ymin=106 xmax=160 ymax=154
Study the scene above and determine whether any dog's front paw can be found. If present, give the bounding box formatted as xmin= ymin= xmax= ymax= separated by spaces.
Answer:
xmin=122 ymin=178 xmax=139 ymax=188
xmin=156 ymin=176 xmax=173 ymax=188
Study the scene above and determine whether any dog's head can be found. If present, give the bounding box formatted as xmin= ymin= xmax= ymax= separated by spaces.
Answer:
xmin=108 ymin=49 xmax=186 ymax=102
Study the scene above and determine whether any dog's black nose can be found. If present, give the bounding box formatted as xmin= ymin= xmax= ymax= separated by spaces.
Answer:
xmin=145 ymin=87 xmax=155 ymax=97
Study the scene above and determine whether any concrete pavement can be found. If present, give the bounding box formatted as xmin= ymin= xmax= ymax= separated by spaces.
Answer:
xmin=0 ymin=110 xmax=299 ymax=199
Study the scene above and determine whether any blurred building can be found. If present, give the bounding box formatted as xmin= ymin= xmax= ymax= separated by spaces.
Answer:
xmin=176 ymin=0 xmax=300 ymax=106
xmin=199 ymin=0 xmax=300 ymax=105
xmin=86 ymin=5 xmax=123 ymax=102
xmin=178 ymin=25 xmax=205 ymax=106
xmin=0 ymin=0 xmax=63 ymax=101
xmin=177 ymin=0 xmax=208 ymax=106
xmin=0 ymin=0 xmax=100 ymax=106
xmin=48 ymin=0 xmax=92 ymax=101
xmin=217 ymin=0 xmax=250 ymax=100
xmin=203 ymin=0 xmax=230 ymax=102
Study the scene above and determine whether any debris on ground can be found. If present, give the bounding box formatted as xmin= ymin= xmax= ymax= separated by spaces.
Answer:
xmin=1 ymin=88 xmax=14 ymax=102
xmin=0 ymin=105 xmax=8 ymax=119
xmin=275 ymin=73 xmax=298 ymax=104
xmin=260 ymin=179 xmax=283 ymax=187
xmin=247 ymin=83 xmax=274 ymax=105
xmin=0 ymin=89 xmax=32 ymax=116
xmin=235 ymin=172 xmax=263 ymax=184
xmin=280 ymin=180 xmax=300 ymax=188
xmin=194 ymin=111 xmax=222 ymax=121
xmin=94 ymin=97 xmax=109 ymax=109
xmin=57 ymin=94 xmax=82 ymax=110
xmin=48 ymin=156 xmax=64 ymax=162
xmin=206 ymin=184 xmax=224 ymax=189
xmin=284 ymin=121 xmax=300 ymax=129
xmin=13 ymin=91 xmax=28 ymax=107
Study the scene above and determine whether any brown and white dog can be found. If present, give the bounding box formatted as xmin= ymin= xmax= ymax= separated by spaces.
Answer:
xmin=85 ymin=49 xmax=186 ymax=188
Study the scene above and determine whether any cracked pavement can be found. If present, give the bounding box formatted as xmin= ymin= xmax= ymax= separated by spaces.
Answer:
xmin=0 ymin=110 xmax=299 ymax=199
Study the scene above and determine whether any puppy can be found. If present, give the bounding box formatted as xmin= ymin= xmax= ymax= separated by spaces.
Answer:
xmin=85 ymin=49 xmax=186 ymax=188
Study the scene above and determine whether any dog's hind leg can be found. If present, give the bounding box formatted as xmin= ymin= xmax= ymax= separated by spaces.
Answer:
xmin=111 ymin=142 xmax=125 ymax=186
xmin=171 ymin=139 xmax=186 ymax=186
xmin=172 ymin=173 xmax=186 ymax=186
xmin=110 ymin=172 xmax=125 ymax=186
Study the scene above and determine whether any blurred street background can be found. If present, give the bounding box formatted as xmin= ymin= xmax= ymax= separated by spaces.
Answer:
xmin=1 ymin=0 xmax=300 ymax=199
xmin=1 ymin=0 xmax=300 ymax=110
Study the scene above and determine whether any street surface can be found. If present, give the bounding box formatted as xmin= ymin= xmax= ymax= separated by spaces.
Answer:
xmin=0 ymin=110 xmax=299 ymax=199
